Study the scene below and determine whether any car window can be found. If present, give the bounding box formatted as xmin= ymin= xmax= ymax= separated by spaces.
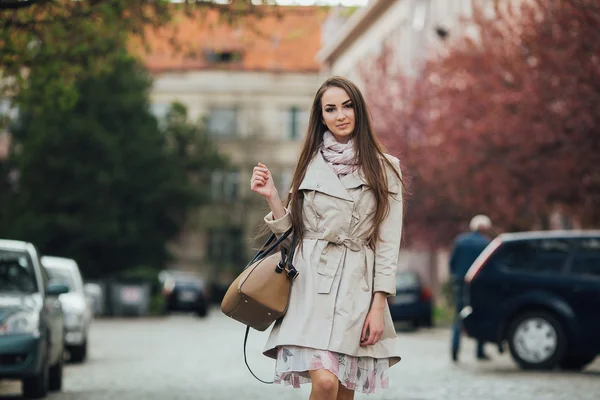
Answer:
xmin=0 ymin=249 xmax=38 ymax=293
xmin=396 ymin=271 xmax=419 ymax=289
xmin=46 ymin=267 xmax=77 ymax=291
xmin=570 ymin=238 xmax=600 ymax=278
xmin=492 ymin=239 xmax=572 ymax=274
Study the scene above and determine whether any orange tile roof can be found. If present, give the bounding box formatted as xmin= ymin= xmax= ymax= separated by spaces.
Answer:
xmin=135 ymin=6 xmax=329 ymax=74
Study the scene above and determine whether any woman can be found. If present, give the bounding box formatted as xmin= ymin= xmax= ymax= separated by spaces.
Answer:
xmin=250 ymin=76 xmax=403 ymax=399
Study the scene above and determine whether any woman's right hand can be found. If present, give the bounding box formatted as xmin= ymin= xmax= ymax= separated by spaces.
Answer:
xmin=251 ymin=162 xmax=278 ymax=200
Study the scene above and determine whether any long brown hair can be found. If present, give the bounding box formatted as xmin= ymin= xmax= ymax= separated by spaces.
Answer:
xmin=286 ymin=76 xmax=402 ymax=248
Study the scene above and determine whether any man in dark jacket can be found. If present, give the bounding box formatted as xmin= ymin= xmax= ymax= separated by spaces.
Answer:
xmin=450 ymin=215 xmax=492 ymax=362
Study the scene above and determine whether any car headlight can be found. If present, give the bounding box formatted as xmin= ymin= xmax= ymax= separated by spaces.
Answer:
xmin=0 ymin=312 xmax=40 ymax=336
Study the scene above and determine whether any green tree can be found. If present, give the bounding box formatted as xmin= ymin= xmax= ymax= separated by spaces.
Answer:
xmin=0 ymin=0 xmax=278 ymax=110
xmin=3 ymin=53 xmax=225 ymax=279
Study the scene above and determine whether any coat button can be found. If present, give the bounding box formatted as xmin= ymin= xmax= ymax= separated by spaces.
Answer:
xmin=316 ymin=183 xmax=320 ymax=188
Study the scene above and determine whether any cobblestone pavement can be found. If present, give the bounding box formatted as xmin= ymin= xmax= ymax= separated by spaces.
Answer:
xmin=1 ymin=308 xmax=599 ymax=400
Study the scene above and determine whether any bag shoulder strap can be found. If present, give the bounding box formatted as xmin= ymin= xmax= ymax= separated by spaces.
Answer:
xmin=243 ymin=326 xmax=273 ymax=384
xmin=243 ymin=231 xmax=297 ymax=384
xmin=247 ymin=228 xmax=293 ymax=268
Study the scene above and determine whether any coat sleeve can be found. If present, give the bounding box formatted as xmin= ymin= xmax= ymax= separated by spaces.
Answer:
xmin=373 ymin=162 xmax=403 ymax=297
xmin=264 ymin=208 xmax=292 ymax=235
xmin=264 ymin=199 xmax=293 ymax=248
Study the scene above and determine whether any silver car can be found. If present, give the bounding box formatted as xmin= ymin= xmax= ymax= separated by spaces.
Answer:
xmin=41 ymin=256 xmax=92 ymax=363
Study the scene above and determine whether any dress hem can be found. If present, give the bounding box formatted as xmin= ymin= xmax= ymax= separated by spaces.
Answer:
xmin=275 ymin=367 xmax=390 ymax=394
xmin=273 ymin=345 xmax=391 ymax=394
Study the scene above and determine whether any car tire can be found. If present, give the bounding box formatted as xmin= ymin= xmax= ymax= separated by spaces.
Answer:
xmin=559 ymin=354 xmax=596 ymax=371
xmin=423 ymin=315 xmax=434 ymax=328
xmin=196 ymin=305 xmax=208 ymax=318
xmin=22 ymin=350 xmax=49 ymax=399
xmin=69 ymin=341 xmax=87 ymax=363
xmin=507 ymin=310 xmax=566 ymax=370
xmin=48 ymin=354 xmax=63 ymax=391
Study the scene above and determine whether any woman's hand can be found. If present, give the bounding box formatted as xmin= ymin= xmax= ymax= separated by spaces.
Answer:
xmin=360 ymin=293 xmax=386 ymax=347
xmin=251 ymin=162 xmax=278 ymax=200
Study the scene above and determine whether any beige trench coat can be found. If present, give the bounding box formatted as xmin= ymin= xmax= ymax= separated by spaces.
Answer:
xmin=262 ymin=152 xmax=403 ymax=367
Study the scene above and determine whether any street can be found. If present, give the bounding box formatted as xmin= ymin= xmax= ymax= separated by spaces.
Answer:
xmin=1 ymin=309 xmax=599 ymax=400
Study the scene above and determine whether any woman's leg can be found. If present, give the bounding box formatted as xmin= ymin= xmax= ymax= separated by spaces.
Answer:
xmin=336 ymin=384 xmax=355 ymax=400
xmin=308 ymin=369 xmax=339 ymax=400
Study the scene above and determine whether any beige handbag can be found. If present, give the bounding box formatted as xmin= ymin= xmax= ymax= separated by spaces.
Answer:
xmin=220 ymin=228 xmax=297 ymax=383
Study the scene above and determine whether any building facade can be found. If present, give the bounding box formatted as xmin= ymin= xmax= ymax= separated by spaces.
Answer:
xmin=137 ymin=7 xmax=327 ymax=287
xmin=318 ymin=0 xmax=479 ymax=81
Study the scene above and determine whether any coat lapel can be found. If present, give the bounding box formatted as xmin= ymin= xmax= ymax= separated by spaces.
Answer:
xmin=340 ymin=168 xmax=367 ymax=190
xmin=299 ymin=152 xmax=354 ymax=201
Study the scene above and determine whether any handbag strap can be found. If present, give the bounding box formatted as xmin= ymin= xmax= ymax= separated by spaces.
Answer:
xmin=247 ymin=227 xmax=293 ymax=268
xmin=243 ymin=229 xmax=298 ymax=384
xmin=243 ymin=326 xmax=273 ymax=384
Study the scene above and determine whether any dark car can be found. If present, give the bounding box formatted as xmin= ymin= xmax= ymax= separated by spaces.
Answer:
xmin=388 ymin=270 xmax=433 ymax=328
xmin=162 ymin=274 xmax=209 ymax=317
xmin=0 ymin=239 xmax=68 ymax=398
xmin=460 ymin=230 xmax=600 ymax=371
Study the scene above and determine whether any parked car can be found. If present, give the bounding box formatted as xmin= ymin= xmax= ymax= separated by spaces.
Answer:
xmin=460 ymin=230 xmax=600 ymax=371
xmin=161 ymin=272 xmax=209 ymax=317
xmin=0 ymin=240 xmax=67 ymax=398
xmin=83 ymin=282 xmax=105 ymax=316
xmin=41 ymin=256 xmax=92 ymax=363
xmin=388 ymin=270 xmax=433 ymax=328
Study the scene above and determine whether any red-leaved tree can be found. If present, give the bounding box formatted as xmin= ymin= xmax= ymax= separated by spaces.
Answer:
xmin=363 ymin=0 xmax=600 ymax=248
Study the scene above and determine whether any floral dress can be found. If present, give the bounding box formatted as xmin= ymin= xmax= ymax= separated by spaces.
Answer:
xmin=274 ymin=346 xmax=390 ymax=394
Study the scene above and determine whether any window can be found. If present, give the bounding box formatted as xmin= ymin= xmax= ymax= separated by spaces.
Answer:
xmin=570 ymin=238 xmax=600 ymax=278
xmin=207 ymin=227 xmax=245 ymax=267
xmin=492 ymin=239 xmax=572 ymax=274
xmin=211 ymin=170 xmax=239 ymax=201
xmin=0 ymin=250 xmax=38 ymax=293
xmin=395 ymin=271 xmax=419 ymax=290
xmin=208 ymin=107 xmax=237 ymax=138
xmin=46 ymin=267 xmax=77 ymax=291
xmin=281 ymin=106 xmax=309 ymax=140
xmin=204 ymin=49 xmax=243 ymax=64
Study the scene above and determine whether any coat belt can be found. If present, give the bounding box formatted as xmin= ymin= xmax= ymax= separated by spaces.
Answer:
xmin=304 ymin=230 xmax=368 ymax=294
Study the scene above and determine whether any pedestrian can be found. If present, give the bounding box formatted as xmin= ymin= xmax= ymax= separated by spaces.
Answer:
xmin=449 ymin=214 xmax=493 ymax=362
xmin=250 ymin=76 xmax=404 ymax=399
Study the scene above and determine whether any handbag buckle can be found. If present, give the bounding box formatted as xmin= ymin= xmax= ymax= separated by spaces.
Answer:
xmin=275 ymin=261 xmax=286 ymax=274
xmin=286 ymin=266 xmax=299 ymax=281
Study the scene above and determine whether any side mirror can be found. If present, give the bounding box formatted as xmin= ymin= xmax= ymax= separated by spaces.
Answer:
xmin=47 ymin=283 xmax=70 ymax=297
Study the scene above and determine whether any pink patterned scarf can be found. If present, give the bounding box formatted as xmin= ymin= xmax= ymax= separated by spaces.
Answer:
xmin=320 ymin=130 xmax=358 ymax=176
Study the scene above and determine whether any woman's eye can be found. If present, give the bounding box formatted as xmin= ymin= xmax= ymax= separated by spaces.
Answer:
xmin=325 ymin=108 xmax=334 ymax=113
xmin=344 ymin=103 xmax=353 ymax=109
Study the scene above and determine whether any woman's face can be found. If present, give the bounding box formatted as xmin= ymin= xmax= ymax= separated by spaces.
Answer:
xmin=321 ymin=86 xmax=355 ymax=144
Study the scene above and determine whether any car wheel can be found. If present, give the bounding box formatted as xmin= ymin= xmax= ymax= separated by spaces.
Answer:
xmin=423 ymin=315 xmax=434 ymax=328
xmin=22 ymin=349 xmax=49 ymax=398
xmin=48 ymin=354 xmax=63 ymax=391
xmin=507 ymin=310 xmax=566 ymax=370
xmin=559 ymin=354 xmax=596 ymax=371
xmin=196 ymin=305 xmax=208 ymax=318
xmin=69 ymin=341 xmax=87 ymax=363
